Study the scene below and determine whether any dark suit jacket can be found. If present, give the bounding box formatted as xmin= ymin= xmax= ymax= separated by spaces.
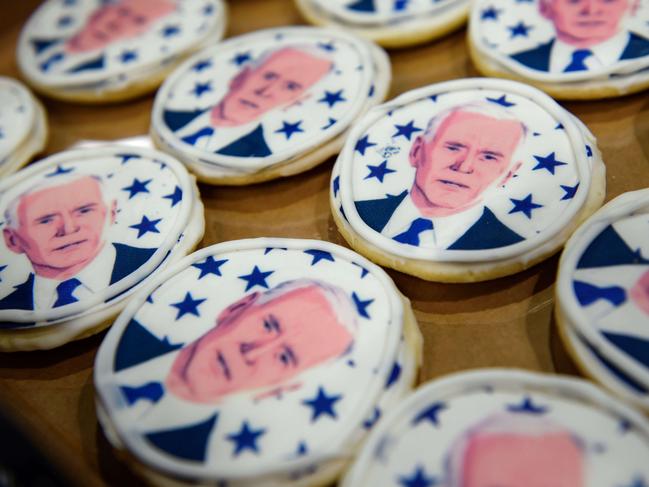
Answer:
xmin=354 ymin=190 xmax=525 ymax=250
xmin=510 ymin=32 xmax=649 ymax=72
xmin=0 ymin=243 xmax=156 ymax=327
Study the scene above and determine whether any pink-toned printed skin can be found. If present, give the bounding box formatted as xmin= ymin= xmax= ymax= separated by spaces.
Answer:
xmin=3 ymin=176 xmax=115 ymax=281
xmin=459 ymin=431 xmax=584 ymax=487
xmin=408 ymin=111 xmax=523 ymax=217
xmin=540 ymin=0 xmax=634 ymax=48
xmin=210 ymin=48 xmax=333 ymax=127
xmin=166 ymin=283 xmax=354 ymax=403
xmin=630 ymin=269 xmax=649 ymax=316
xmin=66 ymin=0 xmax=175 ymax=53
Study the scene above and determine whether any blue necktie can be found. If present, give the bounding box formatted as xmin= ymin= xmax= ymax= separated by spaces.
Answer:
xmin=393 ymin=218 xmax=434 ymax=246
xmin=53 ymin=278 xmax=82 ymax=307
xmin=573 ymin=280 xmax=626 ymax=307
xmin=564 ymin=49 xmax=593 ymax=72
xmin=181 ymin=126 xmax=214 ymax=145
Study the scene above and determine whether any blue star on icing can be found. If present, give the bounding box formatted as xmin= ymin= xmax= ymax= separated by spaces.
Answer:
xmin=129 ymin=216 xmax=161 ymax=238
xmin=302 ymin=386 xmax=342 ymax=422
xmin=231 ymin=51 xmax=251 ymax=66
xmin=508 ymin=21 xmax=532 ymax=38
xmin=264 ymin=247 xmax=287 ymax=255
xmin=275 ymin=120 xmax=304 ymax=140
xmin=509 ymin=194 xmax=543 ymax=219
xmin=586 ymin=144 xmax=593 ymax=157
xmin=560 ymin=183 xmax=579 ymax=200
xmin=429 ymin=95 xmax=438 ymax=102
xmin=304 ymin=249 xmax=335 ymax=266
xmin=120 ymin=50 xmax=137 ymax=63
xmin=624 ymin=477 xmax=648 ymax=487
xmin=333 ymin=175 xmax=340 ymax=197
xmin=412 ymin=402 xmax=446 ymax=426
xmin=226 ymin=421 xmax=266 ymax=456
xmin=507 ymin=396 xmax=549 ymax=414
xmin=355 ymin=135 xmax=377 ymax=156
xmin=620 ymin=418 xmax=633 ymax=433
xmin=0 ymin=265 xmax=6 ymax=282
xmin=162 ymin=25 xmax=180 ymax=37
xmin=486 ymin=94 xmax=515 ymax=107
xmin=393 ymin=120 xmax=422 ymax=141
xmin=296 ymin=441 xmax=308 ymax=456
xmin=365 ymin=160 xmax=396 ymax=183
xmin=192 ymin=81 xmax=212 ymax=98
xmin=398 ymin=466 xmax=438 ymax=487
xmin=239 ymin=265 xmax=274 ymax=291
xmin=322 ymin=117 xmax=337 ymax=130
xmin=45 ymin=165 xmax=74 ymax=177
xmin=203 ymin=4 xmax=214 ymax=15
xmin=58 ymin=15 xmax=74 ymax=27
xmin=318 ymin=90 xmax=346 ymax=108
xmin=352 ymin=292 xmax=373 ymax=318
xmin=317 ymin=41 xmax=335 ymax=51
xmin=170 ymin=292 xmax=206 ymax=319
xmin=117 ymin=153 xmax=140 ymax=164
xmin=481 ymin=6 xmax=501 ymax=20
xmin=192 ymin=256 xmax=228 ymax=279
xmin=352 ymin=262 xmax=369 ymax=278
xmin=193 ymin=60 xmax=212 ymax=72
xmin=555 ymin=122 xmax=564 ymax=129
xmin=163 ymin=186 xmax=183 ymax=207
xmin=122 ymin=178 xmax=151 ymax=199
xmin=63 ymin=0 xmax=76 ymax=5
xmin=533 ymin=152 xmax=567 ymax=174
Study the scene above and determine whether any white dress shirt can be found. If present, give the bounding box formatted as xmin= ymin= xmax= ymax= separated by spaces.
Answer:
xmin=549 ymin=31 xmax=630 ymax=73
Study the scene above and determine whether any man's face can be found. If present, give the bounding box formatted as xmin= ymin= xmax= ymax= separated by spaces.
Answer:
xmin=630 ymin=269 xmax=649 ymax=315
xmin=410 ymin=111 xmax=523 ymax=215
xmin=166 ymin=284 xmax=353 ymax=403
xmin=461 ymin=431 xmax=584 ymax=487
xmin=3 ymin=177 xmax=110 ymax=273
xmin=542 ymin=0 xmax=630 ymax=46
xmin=212 ymin=48 xmax=332 ymax=127
xmin=66 ymin=0 xmax=175 ymax=53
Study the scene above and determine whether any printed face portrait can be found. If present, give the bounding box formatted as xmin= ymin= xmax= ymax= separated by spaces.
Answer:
xmin=166 ymin=282 xmax=354 ymax=403
xmin=409 ymin=109 xmax=524 ymax=217
xmin=66 ymin=0 xmax=175 ymax=53
xmin=630 ymin=269 xmax=649 ymax=316
xmin=3 ymin=176 xmax=114 ymax=279
xmin=540 ymin=0 xmax=631 ymax=47
xmin=211 ymin=47 xmax=333 ymax=127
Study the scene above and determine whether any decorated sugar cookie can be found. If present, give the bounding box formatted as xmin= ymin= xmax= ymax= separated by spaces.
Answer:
xmin=331 ymin=78 xmax=606 ymax=282
xmin=17 ymin=0 xmax=227 ymax=103
xmin=294 ymin=0 xmax=469 ymax=48
xmin=94 ymin=238 xmax=422 ymax=486
xmin=0 ymin=147 xmax=204 ymax=351
xmin=557 ymin=189 xmax=649 ymax=407
xmin=469 ymin=0 xmax=649 ymax=98
xmin=342 ymin=369 xmax=649 ymax=487
xmin=0 ymin=77 xmax=48 ymax=178
xmin=151 ymin=26 xmax=391 ymax=185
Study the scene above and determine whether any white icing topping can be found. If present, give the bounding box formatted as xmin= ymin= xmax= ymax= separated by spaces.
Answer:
xmin=94 ymin=238 xmax=415 ymax=484
xmin=342 ymin=369 xmax=649 ymax=487
xmin=151 ymin=26 xmax=389 ymax=177
xmin=336 ymin=78 xmax=594 ymax=263
xmin=0 ymin=77 xmax=37 ymax=165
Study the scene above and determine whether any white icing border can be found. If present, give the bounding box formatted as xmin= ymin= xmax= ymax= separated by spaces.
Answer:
xmin=0 ymin=77 xmax=37 ymax=162
xmin=337 ymin=77 xmax=593 ymax=263
xmin=94 ymin=237 xmax=406 ymax=482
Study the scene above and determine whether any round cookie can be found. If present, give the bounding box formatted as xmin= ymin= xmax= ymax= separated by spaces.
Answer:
xmin=94 ymin=238 xmax=422 ymax=487
xmin=150 ymin=26 xmax=390 ymax=185
xmin=17 ymin=0 xmax=227 ymax=103
xmin=556 ymin=189 xmax=649 ymax=408
xmin=341 ymin=368 xmax=649 ymax=487
xmin=468 ymin=0 xmax=649 ymax=99
xmin=331 ymin=78 xmax=606 ymax=282
xmin=294 ymin=0 xmax=469 ymax=48
xmin=0 ymin=146 xmax=204 ymax=351
xmin=0 ymin=77 xmax=48 ymax=178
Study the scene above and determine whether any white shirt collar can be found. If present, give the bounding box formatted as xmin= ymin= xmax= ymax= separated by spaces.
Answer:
xmin=550 ymin=31 xmax=630 ymax=73
xmin=33 ymin=242 xmax=116 ymax=310
xmin=382 ymin=191 xmax=486 ymax=250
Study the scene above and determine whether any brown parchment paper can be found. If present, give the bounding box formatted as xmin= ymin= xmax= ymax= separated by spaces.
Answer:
xmin=0 ymin=1 xmax=648 ymax=485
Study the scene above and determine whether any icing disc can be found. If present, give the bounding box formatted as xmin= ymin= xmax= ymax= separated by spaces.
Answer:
xmin=557 ymin=189 xmax=649 ymax=391
xmin=94 ymin=238 xmax=415 ymax=485
xmin=469 ymin=0 xmax=649 ymax=85
xmin=0 ymin=77 xmax=38 ymax=167
xmin=0 ymin=146 xmax=197 ymax=329
xmin=17 ymin=0 xmax=226 ymax=97
xmin=151 ymin=26 xmax=389 ymax=179
xmin=334 ymin=78 xmax=596 ymax=265
xmin=342 ymin=369 xmax=649 ymax=487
